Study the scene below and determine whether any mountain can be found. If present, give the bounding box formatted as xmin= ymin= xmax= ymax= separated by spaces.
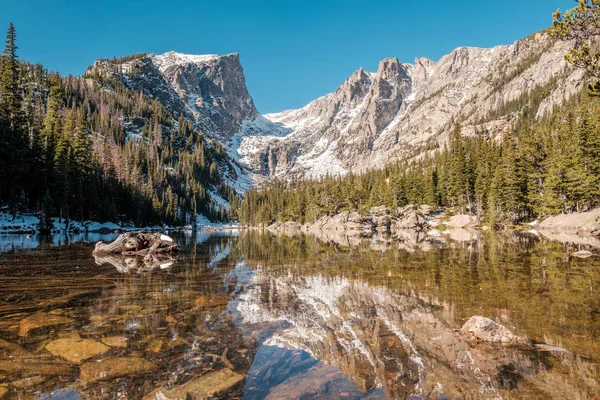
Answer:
xmin=90 ymin=51 xmax=259 ymax=142
xmin=92 ymin=32 xmax=586 ymax=184
xmin=235 ymin=32 xmax=585 ymax=179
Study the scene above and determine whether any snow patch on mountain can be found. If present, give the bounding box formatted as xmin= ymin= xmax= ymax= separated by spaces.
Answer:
xmin=151 ymin=51 xmax=220 ymax=73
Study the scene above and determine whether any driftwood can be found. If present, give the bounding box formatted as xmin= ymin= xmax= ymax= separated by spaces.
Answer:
xmin=93 ymin=232 xmax=178 ymax=264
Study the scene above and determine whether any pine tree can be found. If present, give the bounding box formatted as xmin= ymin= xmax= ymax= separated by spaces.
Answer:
xmin=0 ymin=23 xmax=28 ymax=209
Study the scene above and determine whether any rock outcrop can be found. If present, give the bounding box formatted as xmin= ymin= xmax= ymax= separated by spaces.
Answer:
xmin=92 ymin=52 xmax=260 ymax=142
xmin=538 ymin=208 xmax=600 ymax=236
xmin=461 ymin=316 xmax=527 ymax=345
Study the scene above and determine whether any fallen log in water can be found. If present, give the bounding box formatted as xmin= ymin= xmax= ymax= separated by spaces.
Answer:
xmin=93 ymin=232 xmax=178 ymax=262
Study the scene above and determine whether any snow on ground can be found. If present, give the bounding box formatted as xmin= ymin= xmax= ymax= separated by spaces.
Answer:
xmin=228 ymin=116 xmax=293 ymax=164
xmin=0 ymin=211 xmax=235 ymax=235
xmin=209 ymin=190 xmax=232 ymax=211
xmin=294 ymin=139 xmax=348 ymax=179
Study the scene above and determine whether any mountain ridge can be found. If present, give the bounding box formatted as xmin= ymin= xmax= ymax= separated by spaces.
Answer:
xmin=94 ymin=31 xmax=587 ymax=184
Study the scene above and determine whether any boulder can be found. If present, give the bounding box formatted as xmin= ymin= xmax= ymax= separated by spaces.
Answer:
xmin=372 ymin=215 xmax=391 ymax=232
xmin=392 ymin=209 xmax=427 ymax=231
xmin=539 ymin=208 xmax=600 ymax=235
xmin=447 ymin=214 xmax=478 ymax=228
xmin=309 ymin=212 xmax=374 ymax=232
xmin=461 ymin=316 xmax=526 ymax=345
xmin=397 ymin=204 xmax=418 ymax=216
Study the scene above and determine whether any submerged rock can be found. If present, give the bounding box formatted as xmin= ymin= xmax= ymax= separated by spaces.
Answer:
xmin=461 ymin=316 xmax=526 ymax=344
xmin=19 ymin=312 xmax=74 ymax=337
xmin=0 ymin=360 xmax=73 ymax=376
xmin=101 ymin=336 xmax=128 ymax=348
xmin=144 ymin=368 xmax=245 ymax=400
xmin=0 ymin=338 xmax=33 ymax=358
xmin=45 ymin=338 xmax=109 ymax=363
xmin=80 ymin=357 xmax=158 ymax=383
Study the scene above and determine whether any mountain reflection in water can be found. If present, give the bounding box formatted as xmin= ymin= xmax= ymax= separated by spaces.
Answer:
xmin=0 ymin=230 xmax=597 ymax=399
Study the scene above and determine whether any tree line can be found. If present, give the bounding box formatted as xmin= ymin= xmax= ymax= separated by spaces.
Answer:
xmin=0 ymin=24 xmax=238 ymax=230
xmin=238 ymin=91 xmax=600 ymax=227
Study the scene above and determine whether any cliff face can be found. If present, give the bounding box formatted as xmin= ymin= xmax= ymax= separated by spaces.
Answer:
xmin=235 ymin=32 xmax=585 ymax=179
xmin=93 ymin=51 xmax=260 ymax=142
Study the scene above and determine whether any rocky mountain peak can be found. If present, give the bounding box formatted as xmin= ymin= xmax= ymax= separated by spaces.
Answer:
xmin=374 ymin=57 xmax=405 ymax=81
xmin=95 ymin=50 xmax=259 ymax=142
xmin=241 ymin=31 xmax=584 ymax=180
xmin=413 ymin=57 xmax=436 ymax=84
xmin=338 ymin=67 xmax=372 ymax=103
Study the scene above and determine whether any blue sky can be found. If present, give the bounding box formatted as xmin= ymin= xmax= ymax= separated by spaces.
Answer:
xmin=4 ymin=0 xmax=572 ymax=113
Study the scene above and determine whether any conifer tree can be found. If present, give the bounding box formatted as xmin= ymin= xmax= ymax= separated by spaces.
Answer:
xmin=0 ymin=23 xmax=28 ymax=209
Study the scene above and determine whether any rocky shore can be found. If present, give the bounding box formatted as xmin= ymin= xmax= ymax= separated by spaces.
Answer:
xmin=264 ymin=204 xmax=479 ymax=235
xmin=263 ymin=204 xmax=600 ymax=245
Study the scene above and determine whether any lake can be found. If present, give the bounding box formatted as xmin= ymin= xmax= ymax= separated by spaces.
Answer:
xmin=0 ymin=229 xmax=598 ymax=399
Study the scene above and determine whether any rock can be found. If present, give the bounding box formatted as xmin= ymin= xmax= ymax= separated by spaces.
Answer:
xmin=101 ymin=336 xmax=128 ymax=348
xmin=0 ymin=387 xmax=6 ymax=399
xmin=448 ymin=228 xmax=480 ymax=242
xmin=10 ymin=375 xmax=47 ymax=389
xmin=147 ymin=338 xmax=166 ymax=353
xmin=308 ymin=211 xmax=374 ymax=232
xmin=46 ymin=338 xmax=109 ymax=363
xmin=397 ymin=204 xmax=418 ymax=216
xmin=573 ymin=250 xmax=593 ymax=258
xmin=419 ymin=204 xmax=432 ymax=216
xmin=19 ymin=312 xmax=74 ymax=337
xmin=144 ymin=368 xmax=245 ymax=400
xmin=447 ymin=214 xmax=478 ymax=228
xmin=539 ymin=208 xmax=600 ymax=235
xmin=80 ymin=357 xmax=158 ymax=383
xmin=369 ymin=206 xmax=390 ymax=216
xmin=372 ymin=215 xmax=391 ymax=232
xmin=0 ymin=360 xmax=73 ymax=376
xmin=460 ymin=316 xmax=526 ymax=345
xmin=535 ymin=344 xmax=575 ymax=359
xmin=0 ymin=338 xmax=33 ymax=358
xmin=392 ymin=208 xmax=427 ymax=231
xmin=267 ymin=220 xmax=302 ymax=232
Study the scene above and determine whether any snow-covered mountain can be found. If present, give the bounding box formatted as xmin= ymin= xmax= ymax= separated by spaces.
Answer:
xmin=236 ymin=32 xmax=585 ymax=179
xmin=93 ymin=31 xmax=586 ymax=184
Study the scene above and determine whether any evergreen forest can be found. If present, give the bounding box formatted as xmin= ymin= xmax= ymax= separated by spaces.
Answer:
xmin=0 ymin=24 xmax=239 ymax=230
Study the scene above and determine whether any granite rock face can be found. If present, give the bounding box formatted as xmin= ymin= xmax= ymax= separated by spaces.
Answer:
xmin=243 ymin=33 xmax=588 ymax=179
xmin=92 ymin=52 xmax=259 ymax=142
